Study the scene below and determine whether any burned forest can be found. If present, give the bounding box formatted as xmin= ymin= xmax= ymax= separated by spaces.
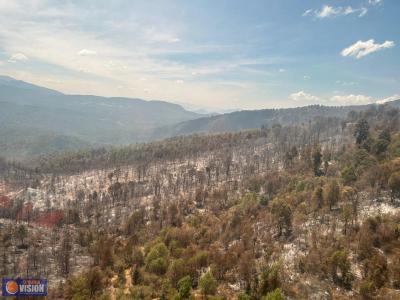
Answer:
xmin=1 ymin=105 xmax=400 ymax=299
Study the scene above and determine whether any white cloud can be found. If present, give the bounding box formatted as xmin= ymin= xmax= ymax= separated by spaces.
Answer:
xmin=315 ymin=5 xmax=367 ymax=18
xmin=341 ymin=39 xmax=395 ymax=59
xmin=376 ymin=94 xmax=400 ymax=104
xmin=336 ymin=80 xmax=358 ymax=86
xmin=369 ymin=0 xmax=383 ymax=6
xmin=330 ymin=94 xmax=373 ymax=105
xmin=302 ymin=9 xmax=313 ymax=17
xmin=316 ymin=5 xmax=341 ymax=18
xmin=278 ymin=68 xmax=286 ymax=73
xmin=303 ymin=75 xmax=311 ymax=80
xmin=359 ymin=7 xmax=368 ymax=17
xmin=8 ymin=52 xmax=28 ymax=62
xmin=289 ymin=91 xmax=319 ymax=103
xmin=289 ymin=92 xmax=388 ymax=106
xmin=1 ymin=1 xmax=393 ymax=110
xmin=77 ymin=49 xmax=97 ymax=56
xmin=144 ymin=28 xmax=181 ymax=43
xmin=78 ymin=68 xmax=91 ymax=73
xmin=343 ymin=6 xmax=355 ymax=15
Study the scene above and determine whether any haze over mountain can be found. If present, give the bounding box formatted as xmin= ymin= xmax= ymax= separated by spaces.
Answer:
xmin=157 ymin=99 xmax=400 ymax=138
xmin=0 ymin=76 xmax=200 ymax=158
xmin=1 ymin=76 xmax=399 ymax=160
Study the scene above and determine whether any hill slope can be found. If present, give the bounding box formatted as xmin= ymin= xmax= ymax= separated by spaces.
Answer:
xmin=156 ymin=101 xmax=400 ymax=137
xmin=0 ymin=76 xmax=201 ymax=158
xmin=2 ymin=75 xmax=399 ymax=159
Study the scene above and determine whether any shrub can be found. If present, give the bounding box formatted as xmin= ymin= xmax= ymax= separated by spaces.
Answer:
xmin=389 ymin=171 xmax=400 ymax=200
xmin=260 ymin=263 xmax=281 ymax=295
xmin=262 ymin=288 xmax=285 ymax=300
xmin=168 ymin=259 xmax=186 ymax=286
xmin=237 ymin=293 xmax=252 ymax=300
xmin=147 ymin=257 xmax=168 ymax=275
xmin=145 ymin=242 xmax=169 ymax=275
xmin=199 ymin=271 xmax=218 ymax=297
xmin=330 ymin=251 xmax=353 ymax=289
xmin=373 ymin=139 xmax=389 ymax=155
xmin=341 ymin=166 xmax=357 ymax=185
xmin=146 ymin=242 xmax=169 ymax=263
xmin=129 ymin=285 xmax=153 ymax=300
xmin=271 ymin=199 xmax=292 ymax=237
xmin=359 ymin=280 xmax=375 ymax=300
xmin=68 ymin=275 xmax=90 ymax=300
xmin=352 ymin=149 xmax=376 ymax=172
xmin=364 ymin=252 xmax=388 ymax=289
xmin=132 ymin=247 xmax=145 ymax=267
xmin=389 ymin=134 xmax=400 ymax=157
xmin=178 ymin=276 xmax=192 ymax=299
xmin=259 ymin=195 xmax=270 ymax=206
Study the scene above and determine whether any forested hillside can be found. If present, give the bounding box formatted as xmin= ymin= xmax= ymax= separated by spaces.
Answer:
xmin=1 ymin=75 xmax=399 ymax=160
xmin=1 ymin=105 xmax=400 ymax=299
xmin=156 ymin=101 xmax=400 ymax=138
xmin=0 ymin=76 xmax=200 ymax=159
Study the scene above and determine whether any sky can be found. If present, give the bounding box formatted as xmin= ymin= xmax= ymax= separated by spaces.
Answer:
xmin=0 ymin=0 xmax=399 ymax=110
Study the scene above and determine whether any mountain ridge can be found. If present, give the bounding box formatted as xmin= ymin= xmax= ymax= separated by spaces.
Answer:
xmin=1 ymin=75 xmax=399 ymax=159
xmin=0 ymin=76 xmax=201 ymax=159
xmin=155 ymin=101 xmax=400 ymax=138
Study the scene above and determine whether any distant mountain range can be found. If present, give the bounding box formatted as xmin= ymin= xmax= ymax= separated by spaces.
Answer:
xmin=0 ymin=75 xmax=200 ymax=159
xmin=0 ymin=75 xmax=399 ymax=159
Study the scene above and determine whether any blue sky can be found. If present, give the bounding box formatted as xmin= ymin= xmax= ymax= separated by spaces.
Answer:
xmin=0 ymin=0 xmax=399 ymax=109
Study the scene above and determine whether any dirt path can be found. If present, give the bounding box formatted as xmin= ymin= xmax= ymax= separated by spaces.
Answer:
xmin=124 ymin=268 xmax=132 ymax=294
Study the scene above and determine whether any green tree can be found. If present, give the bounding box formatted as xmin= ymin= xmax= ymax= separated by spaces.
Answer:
xmin=364 ymin=252 xmax=388 ymax=289
xmin=373 ymin=139 xmax=389 ymax=155
xmin=330 ymin=251 xmax=353 ymax=289
xmin=341 ymin=203 xmax=352 ymax=235
xmin=379 ymin=128 xmax=391 ymax=142
xmin=145 ymin=242 xmax=169 ymax=275
xmin=271 ymin=199 xmax=292 ymax=237
xmin=312 ymin=147 xmax=323 ymax=176
xmin=178 ymin=276 xmax=192 ymax=299
xmin=389 ymin=135 xmax=400 ymax=157
xmin=259 ymin=263 xmax=280 ymax=296
xmin=199 ymin=271 xmax=218 ymax=298
xmin=132 ymin=248 xmax=144 ymax=267
xmin=324 ymin=180 xmax=340 ymax=210
xmin=68 ymin=267 xmax=106 ymax=299
xmin=16 ymin=225 xmax=28 ymax=245
xmin=341 ymin=166 xmax=357 ymax=185
xmin=354 ymin=119 xmax=370 ymax=146
xmin=87 ymin=267 xmax=106 ymax=298
xmin=131 ymin=267 xmax=141 ymax=285
xmin=147 ymin=257 xmax=168 ymax=275
xmin=168 ymin=259 xmax=186 ymax=286
xmin=312 ymin=185 xmax=324 ymax=209
xmin=388 ymin=171 xmax=400 ymax=202
xmin=68 ymin=275 xmax=90 ymax=300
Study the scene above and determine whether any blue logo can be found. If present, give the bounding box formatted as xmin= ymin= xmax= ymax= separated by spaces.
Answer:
xmin=2 ymin=278 xmax=48 ymax=297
